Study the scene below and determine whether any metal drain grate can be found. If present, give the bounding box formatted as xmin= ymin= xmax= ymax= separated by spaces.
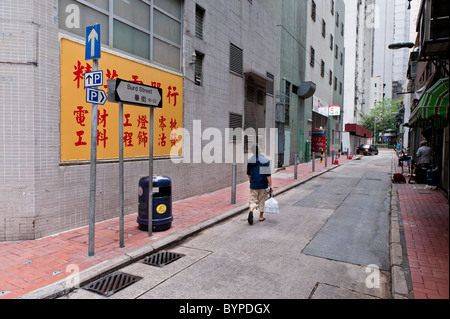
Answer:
xmin=83 ymin=271 xmax=142 ymax=297
xmin=142 ymin=251 xmax=184 ymax=267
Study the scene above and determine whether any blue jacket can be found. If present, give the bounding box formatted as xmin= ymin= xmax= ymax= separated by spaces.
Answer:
xmin=247 ymin=155 xmax=271 ymax=190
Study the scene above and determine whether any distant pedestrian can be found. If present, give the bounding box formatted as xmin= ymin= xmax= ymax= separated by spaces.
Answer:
xmin=247 ymin=144 xmax=273 ymax=225
xmin=416 ymin=140 xmax=432 ymax=166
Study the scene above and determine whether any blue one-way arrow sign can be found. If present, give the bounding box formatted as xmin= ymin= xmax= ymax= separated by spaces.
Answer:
xmin=86 ymin=88 xmax=107 ymax=105
xmin=85 ymin=24 xmax=101 ymax=60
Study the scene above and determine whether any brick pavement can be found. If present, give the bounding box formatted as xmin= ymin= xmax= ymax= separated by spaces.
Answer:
xmin=394 ymin=155 xmax=449 ymax=299
xmin=0 ymin=152 xmax=352 ymax=299
xmin=5 ymin=151 xmax=447 ymax=299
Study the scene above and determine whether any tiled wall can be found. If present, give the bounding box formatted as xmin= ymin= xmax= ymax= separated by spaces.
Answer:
xmin=0 ymin=0 xmax=276 ymax=241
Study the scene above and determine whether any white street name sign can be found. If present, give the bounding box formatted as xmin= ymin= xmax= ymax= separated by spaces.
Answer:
xmin=114 ymin=78 xmax=162 ymax=108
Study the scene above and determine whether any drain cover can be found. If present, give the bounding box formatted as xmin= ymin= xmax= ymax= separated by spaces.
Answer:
xmin=83 ymin=271 xmax=142 ymax=297
xmin=142 ymin=251 xmax=184 ymax=267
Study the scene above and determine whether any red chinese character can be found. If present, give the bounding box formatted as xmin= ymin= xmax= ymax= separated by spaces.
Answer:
xmin=75 ymin=130 xmax=87 ymax=146
xmin=137 ymin=115 xmax=148 ymax=129
xmin=158 ymin=133 xmax=167 ymax=147
xmin=73 ymin=61 xmax=92 ymax=89
xmin=104 ymin=69 xmax=119 ymax=89
xmin=73 ymin=60 xmax=85 ymax=89
xmin=74 ymin=106 xmax=89 ymax=127
xmin=131 ymin=75 xmax=143 ymax=84
xmin=138 ymin=131 xmax=148 ymax=147
xmin=170 ymin=132 xmax=179 ymax=147
xmin=167 ymin=86 xmax=179 ymax=106
xmin=159 ymin=116 xmax=167 ymax=131
xmin=85 ymin=63 xmax=92 ymax=74
xmin=169 ymin=118 xmax=178 ymax=131
xmin=97 ymin=129 xmax=108 ymax=148
xmin=124 ymin=114 xmax=132 ymax=127
xmin=124 ymin=132 xmax=134 ymax=147
xmin=151 ymin=81 xmax=162 ymax=88
xmin=97 ymin=109 xmax=108 ymax=128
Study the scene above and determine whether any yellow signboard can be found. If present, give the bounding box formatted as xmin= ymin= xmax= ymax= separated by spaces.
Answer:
xmin=60 ymin=38 xmax=183 ymax=162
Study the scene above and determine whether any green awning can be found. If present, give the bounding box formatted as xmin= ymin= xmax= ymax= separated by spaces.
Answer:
xmin=409 ymin=77 xmax=449 ymax=128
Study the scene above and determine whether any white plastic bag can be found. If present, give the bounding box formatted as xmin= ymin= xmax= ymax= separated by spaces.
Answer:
xmin=264 ymin=196 xmax=279 ymax=214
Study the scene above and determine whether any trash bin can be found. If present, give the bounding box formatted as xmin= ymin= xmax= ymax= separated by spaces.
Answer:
xmin=137 ymin=176 xmax=173 ymax=231
xmin=427 ymin=167 xmax=438 ymax=186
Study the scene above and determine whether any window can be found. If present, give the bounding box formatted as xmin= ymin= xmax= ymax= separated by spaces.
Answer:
xmin=334 ymin=76 xmax=337 ymax=91
xmin=58 ymin=0 xmax=183 ymax=71
xmin=58 ymin=0 xmax=109 ymax=45
xmin=113 ymin=19 xmax=150 ymax=59
xmin=320 ymin=60 xmax=325 ymax=77
xmin=311 ymin=1 xmax=316 ymax=21
xmin=330 ymin=34 xmax=333 ymax=50
xmin=329 ymin=70 xmax=333 ymax=85
xmin=331 ymin=0 xmax=334 ymax=15
xmin=335 ymin=45 xmax=338 ymax=59
xmin=341 ymin=23 xmax=344 ymax=36
xmin=257 ymin=89 xmax=264 ymax=105
xmin=230 ymin=43 xmax=243 ymax=76
xmin=310 ymin=46 xmax=315 ymax=67
xmin=284 ymin=80 xmax=291 ymax=125
xmin=322 ymin=20 xmax=326 ymax=38
xmin=194 ymin=51 xmax=204 ymax=86
xmin=195 ymin=5 xmax=205 ymax=40
xmin=336 ymin=12 xmax=339 ymax=26
xmin=229 ymin=113 xmax=243 ymax=142
xmin=266 ymin=72 xmax=274 ymax=96
xmin=340 ymin=52 xmax=343 ymax=65
xmin=247 ymin=85 xmax=255 ymax=101
xmin=114 ymin=0 xmax=150 ymax=30
xmin=339 ymin=82 xmax=342 ymax=95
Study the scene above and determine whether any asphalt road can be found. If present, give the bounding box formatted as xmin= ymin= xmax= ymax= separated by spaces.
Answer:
xmin=66 ymin=151 xmax=393 ymax=300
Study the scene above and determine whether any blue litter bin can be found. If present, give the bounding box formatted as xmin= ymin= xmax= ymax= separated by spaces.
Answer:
xmin=137 ymin=176 xmax=173 ymax=231
xmin=426 ymin=167 xmax=438 ymax=186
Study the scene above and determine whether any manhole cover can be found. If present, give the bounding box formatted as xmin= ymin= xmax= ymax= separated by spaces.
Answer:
xmin=142 ymin=251 xmax=184 ymax=267
xmin=83 ymin=271 xmax=142 ymax=297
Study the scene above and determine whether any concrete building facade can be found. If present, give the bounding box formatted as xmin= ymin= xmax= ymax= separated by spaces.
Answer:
xmin=0 ymin=0 xmax=277 ymax=241
xmin=259 ymin=0 xmax=345 ymax=165
xmin=342 ymin=0 xmax=375 ymax=152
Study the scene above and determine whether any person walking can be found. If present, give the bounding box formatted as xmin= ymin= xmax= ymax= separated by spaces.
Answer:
xmin=247 ymin=144 xmax=273 ymax=225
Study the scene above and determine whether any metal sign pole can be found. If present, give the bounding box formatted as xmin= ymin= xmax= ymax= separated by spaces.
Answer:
xmin=108 ymin=78 xmax=161 ymax=239
xmin=88 ymin=58 xmax=99 ymax=257
xmin=294 ymin=154 xmax=298 ymax=179
xmin=119 ymin=102 xmax=124 ymax=248
xmin=148 ymin=106 xmax=154 ymax=237
xmin=231 ymin=164 xmax=237 ymax=204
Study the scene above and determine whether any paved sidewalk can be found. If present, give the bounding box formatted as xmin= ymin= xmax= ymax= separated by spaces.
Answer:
xmin=393 ymin=155 xmax=449 ymax=299
xmin=1 ymin=153 xmax=354 ymax=299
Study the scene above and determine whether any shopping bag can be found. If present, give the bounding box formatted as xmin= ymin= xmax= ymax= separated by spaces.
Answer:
xmin=264 ymin=195 xmax=279 ymax=214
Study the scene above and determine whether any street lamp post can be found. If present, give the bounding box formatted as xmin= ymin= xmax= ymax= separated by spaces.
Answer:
xmin=388 ymin=42 xmax=415 ymax=50
xmin=374 ymin=117 xmax=377 ymax=146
